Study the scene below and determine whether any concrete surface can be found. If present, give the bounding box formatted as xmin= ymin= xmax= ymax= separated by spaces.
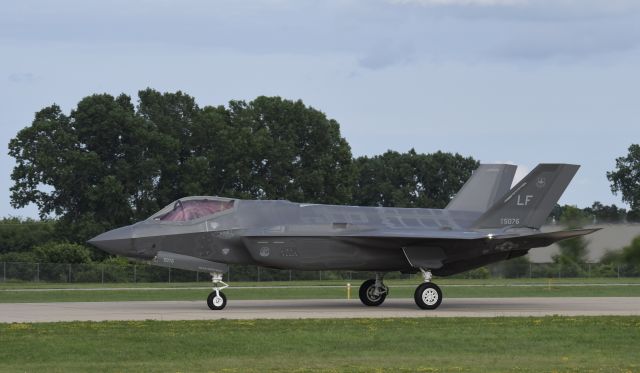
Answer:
xmin=1 ymin=297 xmax=639 ymax=322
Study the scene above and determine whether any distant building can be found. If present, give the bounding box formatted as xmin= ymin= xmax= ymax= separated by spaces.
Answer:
xmin=529 ymin=224 xmax=640 ymax=263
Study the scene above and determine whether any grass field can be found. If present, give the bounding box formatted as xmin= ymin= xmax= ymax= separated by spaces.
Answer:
xmin=1 ymin=278 xmax=639 ymax=303
xmin=0 ymin=316 xmax=638 ymax=372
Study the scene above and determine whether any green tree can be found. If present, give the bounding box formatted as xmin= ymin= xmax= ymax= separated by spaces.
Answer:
xmin=599 ymin=249 xmax=622 ymax=264
xmin=180 ymin=104 xmax=241 ymax=197
xmin=9 ymin=94 xmax=162 ymax=242
xmin=490 ymin=255 xmax=531 ymax=278
xmin=0 ymin=218 xmax=56 ymax=254
xmin=9 ymin=91 xmax=355 ymax=245
xmin=34 ymin=242 xmax=93 ymax=264
xmin=626 ymin=209 xmax=640 ymax=223
xmin=553 ymin=206 xmax=589 ymax=274
xmin=607 ymin=144 xmax=640 ymax=210
xmin=353 ymin=149 xmax=478 ymax=208
xmin=583 ymin=201 xmax=627 ymax=224
xmin=621 ymin=236 xmax=640 ymax=266
xmin=137 ymin=88 xmax=201 ymax=207
xmin=224 ymin=96 xmax=354 ymax=204
xmin=599 ymin=236 xmax=640 ymax=276
xmin=547 ymin=204 xmax=563 ymax=224
xmin=0 ymin=250 xmax=38 ymax=263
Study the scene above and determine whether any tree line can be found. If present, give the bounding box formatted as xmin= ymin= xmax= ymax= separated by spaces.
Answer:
xmin=5 ymin=89 xmax=477 ymax=260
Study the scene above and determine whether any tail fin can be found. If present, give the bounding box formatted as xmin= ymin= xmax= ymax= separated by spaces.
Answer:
xmin=472 ymin=164 xmax=579 ymax=229
xmin=446 ymin=164 xmax=517 ymax=213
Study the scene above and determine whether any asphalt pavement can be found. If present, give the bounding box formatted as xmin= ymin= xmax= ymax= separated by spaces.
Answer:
xmin=1 ymin=297 xmax=639 ymax=322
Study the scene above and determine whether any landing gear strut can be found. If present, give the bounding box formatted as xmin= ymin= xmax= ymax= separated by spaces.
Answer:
xmin=359 ymin=273 xmax=389 ymax=306
xmin=414 ymin=268 xmax=442 ymax=310
xmin=207 ymin=272 xmax=228 ymax=310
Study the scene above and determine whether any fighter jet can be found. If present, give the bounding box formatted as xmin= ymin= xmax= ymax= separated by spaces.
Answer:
xmin=88 ymin=163 xmax=598 ymax=310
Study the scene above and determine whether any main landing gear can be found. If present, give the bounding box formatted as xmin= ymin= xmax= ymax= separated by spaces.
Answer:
xmin=358 ymin=269 xmax=443 ymax=310
xmin=414 ymin=268 xmax=442 ymax=310
xmin=358 ymin=273 xmax=389 ymax=306
xmin=207 ymin=272 xmax=228 ymax=310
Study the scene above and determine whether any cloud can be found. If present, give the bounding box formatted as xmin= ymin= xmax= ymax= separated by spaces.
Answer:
xmin=8 ymin=73 xmax=38 ymax=83
xmin=387 ymin=0 xmax=640 ymax=21
xmin=358 ymin=42 xmax=416 ymax=70
xmin=494 ymin=19 xmax=640 ymax=60
xmin=2 ymin=0 xmax=640 ymax=68
xmin=389 ymin=0 xmax=526 ymax=6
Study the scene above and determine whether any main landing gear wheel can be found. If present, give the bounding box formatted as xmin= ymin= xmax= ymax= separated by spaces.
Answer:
xmin=359 ymin=277 xmax=389 ymax=307
xmin=207 ymin=291 xmax=227 ymax=310
xmin=413 ymin=268 xmax=442 ymax=310
xmin=414 ymin=282 xmax=442 ymax=310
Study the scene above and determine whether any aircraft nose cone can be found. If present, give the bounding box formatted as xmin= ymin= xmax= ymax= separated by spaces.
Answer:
xmin=87 ymin=225 xmax=134 ymax=255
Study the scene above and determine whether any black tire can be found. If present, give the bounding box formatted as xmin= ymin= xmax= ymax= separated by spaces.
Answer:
xmin=358 ymin=279 xmax=388 ymax=307
xmin=207 ymin=291 xmax=227 ymax=310
xmin=414 ymin=282 xmax=442 ymax=310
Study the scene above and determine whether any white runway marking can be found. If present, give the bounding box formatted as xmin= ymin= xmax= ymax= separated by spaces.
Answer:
xmin=1 ymin=297 xmax=639 ymax=323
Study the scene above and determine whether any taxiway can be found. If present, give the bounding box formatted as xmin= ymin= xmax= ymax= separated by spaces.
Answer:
xmin=1 ymin=297 xmax=639 ymax=322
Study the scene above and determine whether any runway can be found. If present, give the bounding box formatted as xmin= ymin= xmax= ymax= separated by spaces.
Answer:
xmin=1 ymin=297 xmax=639 ymax=322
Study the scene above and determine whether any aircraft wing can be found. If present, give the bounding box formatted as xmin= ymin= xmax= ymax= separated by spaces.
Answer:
xmin=245 ymin=227 xmax=599 ymax=245
xmin=244 ymin=227 xmax=599 ymax=272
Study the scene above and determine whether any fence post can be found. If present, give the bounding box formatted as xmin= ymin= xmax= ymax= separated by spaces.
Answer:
xmin=68 ymin=264 xmax=72 ymax=283
xmin=228 ymin=266 xmax=231 ymax=282
xmin=196 ymin=271 xmax=199 ymax=282
xmin=257 ymin=267 xmax=261 ymax=282
xmin=617 ymin=264 xmax=620 ymax=279
xmin=529 ymin=263 xmax=532 ymax=279
xmin=168 ymin=267 xmax=171 ymax=283
xmin=36 ymin=263 xmax=40 ymax=283
xmin=101 ymin=264 xmax=104 ymax=284
xmin=289 ymin=269 xmax=292 ymax=282
xmin=319 ymin=271 xmax=322 ymax=281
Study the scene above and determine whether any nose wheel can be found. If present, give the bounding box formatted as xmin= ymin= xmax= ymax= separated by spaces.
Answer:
xmin=207 ymin=272 xmax=228 ymax=310
xmin=414 ymin=268 xmax=442 ymax=310
xmin=207 ymin=290 xmax=227 ymax=310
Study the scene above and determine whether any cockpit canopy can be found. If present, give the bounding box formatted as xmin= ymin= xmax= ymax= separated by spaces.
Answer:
xmin=150 ymin=197 xmax=235 ymax=222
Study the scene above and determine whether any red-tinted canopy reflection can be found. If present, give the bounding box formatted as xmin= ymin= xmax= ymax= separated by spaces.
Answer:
xmin=158 ymin=200 xmax=234 ymax=221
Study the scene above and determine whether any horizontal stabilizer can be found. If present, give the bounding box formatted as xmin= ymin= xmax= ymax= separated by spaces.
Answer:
xmin=486 ymin=228 xmax=601 ymax=253
xmin=522 ymin=228 xmax=601 ymax=241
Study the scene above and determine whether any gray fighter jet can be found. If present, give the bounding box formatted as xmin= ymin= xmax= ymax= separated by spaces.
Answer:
xmin=88 ymin=163 xmax=598 ymax=310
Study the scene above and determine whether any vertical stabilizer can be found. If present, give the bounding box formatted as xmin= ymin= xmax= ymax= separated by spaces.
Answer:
xmin=472 ymin=164 xmax=579 ymax=229
xmin=446 ymin=164 xmax=517 ymax=213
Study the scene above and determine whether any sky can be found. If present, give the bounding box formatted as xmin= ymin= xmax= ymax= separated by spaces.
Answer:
xmin=1 ymin=0 xmax=639 ymax=218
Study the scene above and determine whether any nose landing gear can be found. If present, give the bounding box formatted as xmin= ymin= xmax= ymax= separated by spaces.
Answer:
xmin=207 ymin=272 xmax=228 ymax=310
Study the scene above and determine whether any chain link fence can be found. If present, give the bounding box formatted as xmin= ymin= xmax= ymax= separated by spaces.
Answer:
xmin=1 ymin=261 xmax=639 ymax=284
